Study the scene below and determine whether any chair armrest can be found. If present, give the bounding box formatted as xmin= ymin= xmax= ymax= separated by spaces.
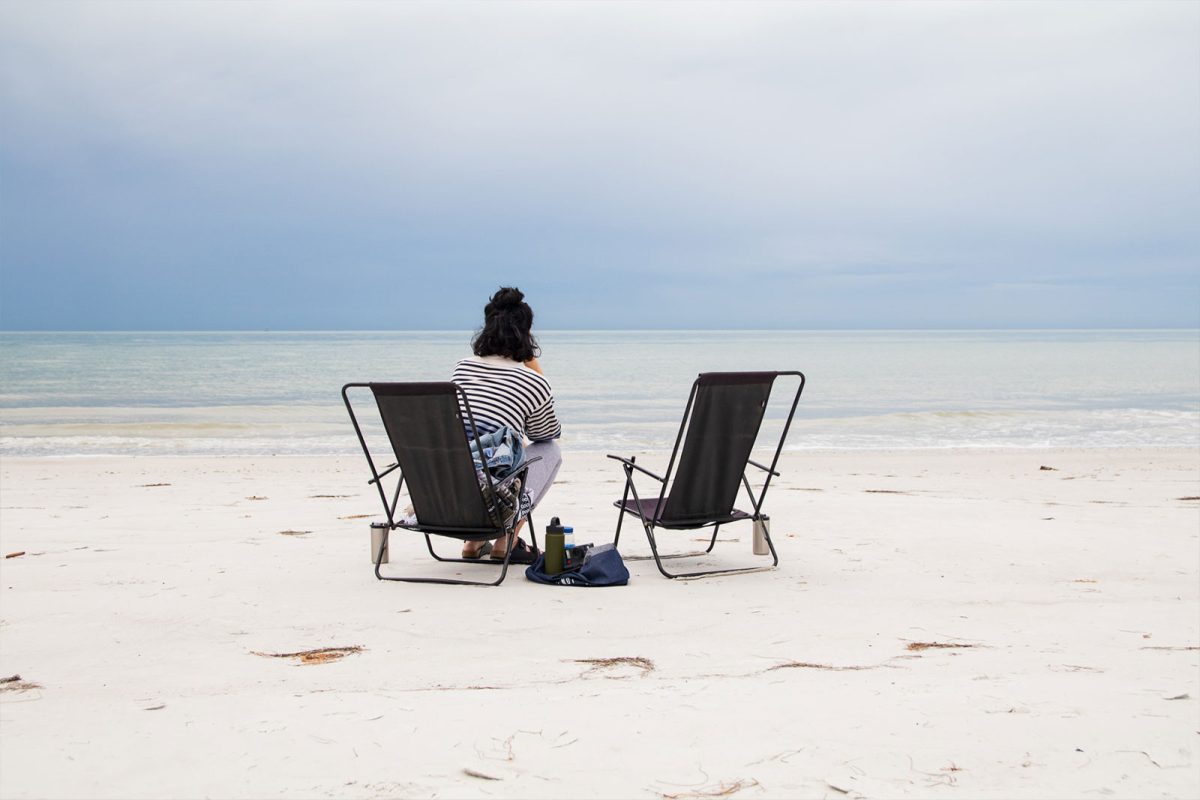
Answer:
xmin=606 ymin=454 xmax=666 ymax=483
xmin=492 ymin=455 xmax=543 ymax=492
xmin=747 ymin=458 xmax=781 ymax=478
xmin=368 ymin=461 xmax=402 ymax=485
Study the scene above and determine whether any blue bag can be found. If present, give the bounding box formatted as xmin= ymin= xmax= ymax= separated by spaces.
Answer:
xmin=524 ymin=545 xmax=629 ymax=587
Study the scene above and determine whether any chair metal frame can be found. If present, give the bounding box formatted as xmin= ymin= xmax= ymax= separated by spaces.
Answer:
xmin=609 ymin=371 xmax=805 ymax=579
xmin=343 ymin=382 xmax=540 ymax=586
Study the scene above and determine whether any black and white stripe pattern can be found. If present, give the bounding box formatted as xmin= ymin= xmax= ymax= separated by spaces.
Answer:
xmin=452 ymin=356 xmax=561 ymax=442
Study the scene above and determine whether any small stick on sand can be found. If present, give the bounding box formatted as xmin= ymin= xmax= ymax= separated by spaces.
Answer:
xmin=1140 ymin=645 xmax=1199 ymax=651
xmin=659 ymin=778 xmax=760 ymax=799
xmin=462 ymin=768 xmax=501 ymax=781
xmin=768 ymin=661 xmax=881 ymax=672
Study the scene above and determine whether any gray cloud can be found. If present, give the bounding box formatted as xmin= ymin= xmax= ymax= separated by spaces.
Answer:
xmin=1 ymin=1 xmax=1197 ymax=329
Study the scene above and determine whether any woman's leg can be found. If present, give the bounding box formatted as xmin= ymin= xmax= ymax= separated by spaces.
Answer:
xmin=522 ymin=440 xmax=562 ymax=510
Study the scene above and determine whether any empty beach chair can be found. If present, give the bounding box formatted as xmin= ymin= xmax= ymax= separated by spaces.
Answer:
xmin=608 ymin=371 xmax=805 ymax=579
xmin=342 ymin=382 xmax=541 ymax=586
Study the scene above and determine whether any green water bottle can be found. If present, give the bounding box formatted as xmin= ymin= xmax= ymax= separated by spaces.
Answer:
xmin=545 ymin=517 xmax=565 ymax=576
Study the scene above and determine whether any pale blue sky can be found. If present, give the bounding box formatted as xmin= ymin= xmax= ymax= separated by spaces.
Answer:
xmin=1 ymin=1 xmax=1197 ymax=330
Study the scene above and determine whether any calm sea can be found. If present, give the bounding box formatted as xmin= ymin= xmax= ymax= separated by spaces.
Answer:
xmin=1 ymin=330 xmax=1197 ymax=457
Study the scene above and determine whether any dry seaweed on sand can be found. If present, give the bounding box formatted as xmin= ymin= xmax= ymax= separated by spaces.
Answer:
xmin=0 ymin=682 xmax=42 ymax=693
xmin=277 ymin=530 xmax=311 ymax=536
xmin=906 ymin=641 xmax=977 ymax=652
xmin=138 ymin=482 xmax=172 ymax=487
xmin=573 ymin=657 xmax=655 ymax=676
xmin=0 ymin=676 xmax=42 ymax=693
xmin=659 ymin=778 xmax=760 ymax=798
xmin=253 ymin=646 xmax=364 ymax=665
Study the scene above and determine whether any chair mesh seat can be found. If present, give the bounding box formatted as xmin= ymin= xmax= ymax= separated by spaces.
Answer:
xmin=614 ymin=497 xmax=751 ymax=527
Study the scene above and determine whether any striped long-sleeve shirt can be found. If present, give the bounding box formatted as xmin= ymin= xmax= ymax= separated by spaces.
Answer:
xmin=451 ymin=356 xmax=562 ymax=442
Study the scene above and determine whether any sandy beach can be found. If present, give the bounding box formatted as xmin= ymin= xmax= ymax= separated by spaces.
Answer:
xmin=0 ymin=447 xmax=1197 ymax=799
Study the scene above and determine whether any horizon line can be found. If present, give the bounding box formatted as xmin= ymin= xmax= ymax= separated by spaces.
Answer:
xmin=1 ymin=327 xmax=1198 ymax=335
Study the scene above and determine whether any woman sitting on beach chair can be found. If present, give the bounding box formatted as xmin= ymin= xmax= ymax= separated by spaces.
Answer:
xmin=453 ymin=287 xmax=562 ymax=562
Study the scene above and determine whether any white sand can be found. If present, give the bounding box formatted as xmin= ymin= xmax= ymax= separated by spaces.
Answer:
xmin=1 ymin=448 xmax=1197 ymax=799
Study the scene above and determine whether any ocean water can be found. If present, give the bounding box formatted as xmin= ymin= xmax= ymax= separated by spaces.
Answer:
xmin=0 ymin=330 xmax=1197 ymax=457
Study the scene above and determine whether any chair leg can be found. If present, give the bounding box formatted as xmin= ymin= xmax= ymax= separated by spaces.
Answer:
xmin=641 ymin=520 xmax=680 ymax=580
xmin=525 ymin=510 xmax=539 ymax=552
xmin=643 ymin=519 xmax=778 ymax=579
xmin=422 ymin=534 xmax=498 ymax=565
xmin=373 ymin=531 xmax=516 ymax=586
xmin=374 ymin=504 xmax=541 ymax=586
xmin=613 ymin=465 xmax=634 ymax=548
xmin=756 ymin=514 xmax=780 ymax=568
xmin=373 ymin=532 xmax=389 ymax=581
xmin=705 ymin=523 xmax=721 ymax=553
xmin=618 ymin=469 xmax=776 ymax=579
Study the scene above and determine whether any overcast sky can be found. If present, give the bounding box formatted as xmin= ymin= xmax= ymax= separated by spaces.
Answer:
xmin=1 ymin=1 xmax=1197 ymax=330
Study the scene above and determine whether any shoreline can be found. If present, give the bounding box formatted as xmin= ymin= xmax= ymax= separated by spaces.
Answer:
xmin=3 ymin=443 xmax=1200 ymax=460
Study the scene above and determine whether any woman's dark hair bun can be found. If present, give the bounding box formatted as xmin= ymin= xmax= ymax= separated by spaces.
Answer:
xmin=473 ymin=286 xmax=540 ymax=362
xmin=490 ymin=287 xmax=525 ymax=310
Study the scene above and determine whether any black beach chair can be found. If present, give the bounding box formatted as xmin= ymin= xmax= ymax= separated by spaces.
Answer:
xmin=608 ymin=371 xmax=805 ymax=579
xmin=342 ymin=382 xmax=540 ymax=586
